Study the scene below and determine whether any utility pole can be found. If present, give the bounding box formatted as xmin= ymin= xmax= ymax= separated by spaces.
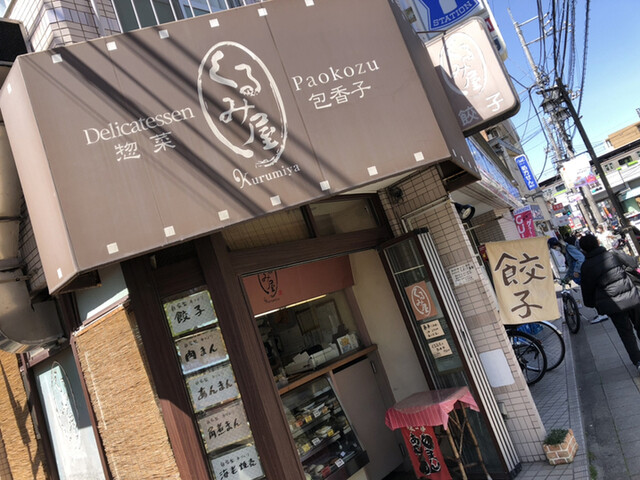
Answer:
xmin=510 ymin=10 xmax=602 ymax=232
xmin=556 ymin=79 xmax=640 ymax=255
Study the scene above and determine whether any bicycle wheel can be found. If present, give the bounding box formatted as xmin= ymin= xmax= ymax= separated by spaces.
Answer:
xmin=563 ymin=293 xmax=581 ymax=334
xmin=518 ymin=321 xmax=565 ymax=371
xmin=507 ymin=330 xmax=547 ymax=385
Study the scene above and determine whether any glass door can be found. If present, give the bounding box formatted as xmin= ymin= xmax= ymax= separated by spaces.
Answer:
xmin=381 ymin=233 xmax=514 ymax=478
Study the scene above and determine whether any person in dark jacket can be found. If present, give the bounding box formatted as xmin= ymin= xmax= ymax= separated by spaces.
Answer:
xmin=579 ymin=233 xmax=640 ymax=371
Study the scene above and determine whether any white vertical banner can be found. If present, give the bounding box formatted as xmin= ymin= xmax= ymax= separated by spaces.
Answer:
xmin=485 ymin=237 xmax=560 ymax=325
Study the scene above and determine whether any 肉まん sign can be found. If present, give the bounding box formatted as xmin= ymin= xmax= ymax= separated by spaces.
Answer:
xmin=0 ymin=0 xmax=478 ymax=293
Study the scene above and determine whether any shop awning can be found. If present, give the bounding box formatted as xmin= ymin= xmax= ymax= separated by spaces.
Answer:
xmin=620 ymin=186 xmax=640 ymax=201
xmin=0 ymin=0 xmax=481 ymax=294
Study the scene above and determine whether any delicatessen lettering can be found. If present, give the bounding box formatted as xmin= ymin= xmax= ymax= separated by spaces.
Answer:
xmin=83 ymin=108 xmax=195 ymax=145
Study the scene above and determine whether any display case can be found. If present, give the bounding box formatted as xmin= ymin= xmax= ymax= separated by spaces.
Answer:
xmin=281 ymin=376 xmax=369 ymax=480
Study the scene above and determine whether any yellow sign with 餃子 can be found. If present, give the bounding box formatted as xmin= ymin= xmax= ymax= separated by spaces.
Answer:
xmin=485 ymin=237 xmax=560 ymax=325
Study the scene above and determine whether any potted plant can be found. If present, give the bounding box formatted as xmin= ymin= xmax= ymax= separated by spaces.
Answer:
xmin=543 ymin=428 xmax=578 ymax=465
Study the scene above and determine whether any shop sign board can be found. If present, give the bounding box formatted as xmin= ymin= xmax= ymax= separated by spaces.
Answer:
xmin=163 ymin=290 xmax=217 ymax=337
xmin=513 ymin=206 xmax=536 ymax=239
xmin=176 ymin=328 xmax=228 ymax=374
xmin=0 ymin=0 xmax=478 ymax=293
xmin=426 ymin=17 xmax=519 ymax=135
xmin=515 ymin=155 xmax=539 ymax=191
xmin=405 ymin=281 xmax=439 ymax=320
xmin=198 ymin=401 xmax=252 ymax=453
xmin=416 ymin=0 xmax=481 ymax=30
xmin=485 ymin=237 xmax=559 ymax=325
xmin=187 ymin=363 xmax=239 ymax=412
xmin=243 ymin=256 xmax=353 ymax=316
xmin=211 ymin=444 xmax=263 ymax=480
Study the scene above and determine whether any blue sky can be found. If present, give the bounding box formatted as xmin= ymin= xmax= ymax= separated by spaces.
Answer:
xmin=488 ymin=0 xmax=640 ymax=182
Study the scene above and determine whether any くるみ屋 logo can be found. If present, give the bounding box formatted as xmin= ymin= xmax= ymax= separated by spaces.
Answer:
xmin=197 ymin=42 xmax=287 ymax=169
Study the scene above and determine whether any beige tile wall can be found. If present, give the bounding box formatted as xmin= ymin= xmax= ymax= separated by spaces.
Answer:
xmin=379 ymin=166 xmax=547 ymax=462
xmin=8 ymin=0 xmax=120 ymax=52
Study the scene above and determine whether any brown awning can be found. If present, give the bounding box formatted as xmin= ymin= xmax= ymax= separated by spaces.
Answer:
xmin=0 ymin=0 xmax=479 ymax=293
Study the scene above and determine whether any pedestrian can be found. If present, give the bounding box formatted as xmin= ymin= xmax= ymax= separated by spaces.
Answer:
xmin=579 ymin=233 xmax=640 ymax=371
xmin=595 ymin=224 xmax=615 ymax=250
xmin=547 ymin=236 xmax=584 ymax=285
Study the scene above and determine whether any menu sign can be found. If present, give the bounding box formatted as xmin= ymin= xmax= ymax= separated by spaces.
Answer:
xmin=187 ymin=363 xmax=239 ymax=412
xmin=163 ymin=290 xmax=217 ymax=337
xmin=421 ymin=320 xmax=445 ymax=340
xmin=198 ymin=401 xmax=251 ymax=453
xmin=211 ymin=444 xmax=263 ymax=480
xmin=176 ymin=328 xmax=228 ymax=374
xmin=429 ymin=339 xmax=453 ymax=359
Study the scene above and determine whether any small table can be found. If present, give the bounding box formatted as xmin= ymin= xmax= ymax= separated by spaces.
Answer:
xmin=385 ymin=387 xmax=490 ymax=480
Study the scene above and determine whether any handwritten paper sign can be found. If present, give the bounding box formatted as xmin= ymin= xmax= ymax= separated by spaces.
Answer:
xmin=421 ymin=320 xmax=445 ymax=340
xmin=198 ymin=401 xmax=252 ymax=452
xmin=211 ymin=444 xmax=263 ymax=480
xmin=449 ymin=262 xmax=478 ymax=287
xmin=428 ymin=339 xmax=453 ymax=359
xmin=187 ymin=363 xmax=239 ymax=412
xmin=176 ymin=328 xmax=228 ymax=374
xmin=164 ymin=290 xmax=217 ymax=337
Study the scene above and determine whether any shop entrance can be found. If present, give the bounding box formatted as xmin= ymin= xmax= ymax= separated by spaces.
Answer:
xmin=380 ymin=231 xmax=520 ymax=479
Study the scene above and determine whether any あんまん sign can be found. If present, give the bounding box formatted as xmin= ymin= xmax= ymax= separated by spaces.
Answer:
xmin=0 ymin=0 xmax=477 ymax=292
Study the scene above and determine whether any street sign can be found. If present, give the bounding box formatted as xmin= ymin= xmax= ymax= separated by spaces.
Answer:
xmin=515 ymin=155 xmax=539 ymax=191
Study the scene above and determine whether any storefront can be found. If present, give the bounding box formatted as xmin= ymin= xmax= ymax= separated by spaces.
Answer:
xmin=0 ymin=0 xmax=548 ymax=478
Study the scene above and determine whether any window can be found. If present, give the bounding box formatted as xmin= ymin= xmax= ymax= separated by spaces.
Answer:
xmin=604 ymin=162 xmax=616 ymax=173
xmin=618 ymin=156 xmax=633 ymax=167
xmin=112 ymin=0 xmax=262 ymax=32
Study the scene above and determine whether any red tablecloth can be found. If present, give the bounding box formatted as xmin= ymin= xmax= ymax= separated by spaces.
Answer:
xmin=385 ymin=386 xmax=479 ymax=431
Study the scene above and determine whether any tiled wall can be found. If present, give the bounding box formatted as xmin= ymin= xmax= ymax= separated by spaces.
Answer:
xmin=379 ymin=166 xmax=547 ymax=462
xmin=8 ymin=0 xmax=120 ymax=52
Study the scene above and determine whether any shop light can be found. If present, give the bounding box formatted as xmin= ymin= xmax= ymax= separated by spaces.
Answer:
xmin=285 ymin=295 xmax=327 ymax=309
xmin=254 ymin=294 xmax=327 ymax=318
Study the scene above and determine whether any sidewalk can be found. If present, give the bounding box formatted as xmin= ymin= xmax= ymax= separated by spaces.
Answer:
xmin=573 ymin=307 xmax=640 ymax=480
xmin=516 ymin=313 xmax=589 ymax=480
xmin=517 ymin=288 xmax=640 ymax=479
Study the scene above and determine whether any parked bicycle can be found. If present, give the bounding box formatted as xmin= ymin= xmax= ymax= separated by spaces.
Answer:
xmin=557 ymin=279 xmax=582 ymax=334
xmin=505 ymin=327 xmax=547 ymax=385
xmin=516 ymin=321 xmax=565 ymax=371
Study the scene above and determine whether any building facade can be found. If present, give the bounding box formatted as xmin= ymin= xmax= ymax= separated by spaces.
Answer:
xmin=0 ymin=0 xmax=548 ymax=479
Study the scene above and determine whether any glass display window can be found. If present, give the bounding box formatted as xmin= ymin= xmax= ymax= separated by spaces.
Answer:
xmin=254 ymin=290 xmax=361 ymax=385
xmin=281 ymin=376 xmax=368 ymax=479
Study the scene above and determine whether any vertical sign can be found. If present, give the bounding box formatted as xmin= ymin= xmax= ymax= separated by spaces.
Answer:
xmin=485 ymin=238 xmax=559 ymax=324
xmin=515 ymin=155 xmax=539 ymax=191
xmin=513 ymin=206 xmax=536 ymax=239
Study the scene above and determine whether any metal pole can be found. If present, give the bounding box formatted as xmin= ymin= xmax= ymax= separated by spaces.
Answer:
xmin=556 ymin=78 xmax=640 ymax=255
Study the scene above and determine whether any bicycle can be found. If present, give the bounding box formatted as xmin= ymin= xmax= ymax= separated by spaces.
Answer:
xmin=516 ymin=321 xmax=565 ymax=371
xmin=505 ymin=328 xmax=547 ymax=385
xmin=556 ymin=279 xmax=583 ymax=334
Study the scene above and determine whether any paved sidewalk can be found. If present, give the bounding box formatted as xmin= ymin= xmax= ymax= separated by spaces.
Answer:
xmin=516 ymin=315 xmax=589 ymax=480
xmin=573 ymin=309 xmax=640 ymax=480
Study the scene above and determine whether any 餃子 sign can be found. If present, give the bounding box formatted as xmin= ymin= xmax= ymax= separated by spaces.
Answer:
xmin=0 ymin=0 xmax=478 ymax=293
xmin=485 ymin=237 xmax=559 ymax=325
